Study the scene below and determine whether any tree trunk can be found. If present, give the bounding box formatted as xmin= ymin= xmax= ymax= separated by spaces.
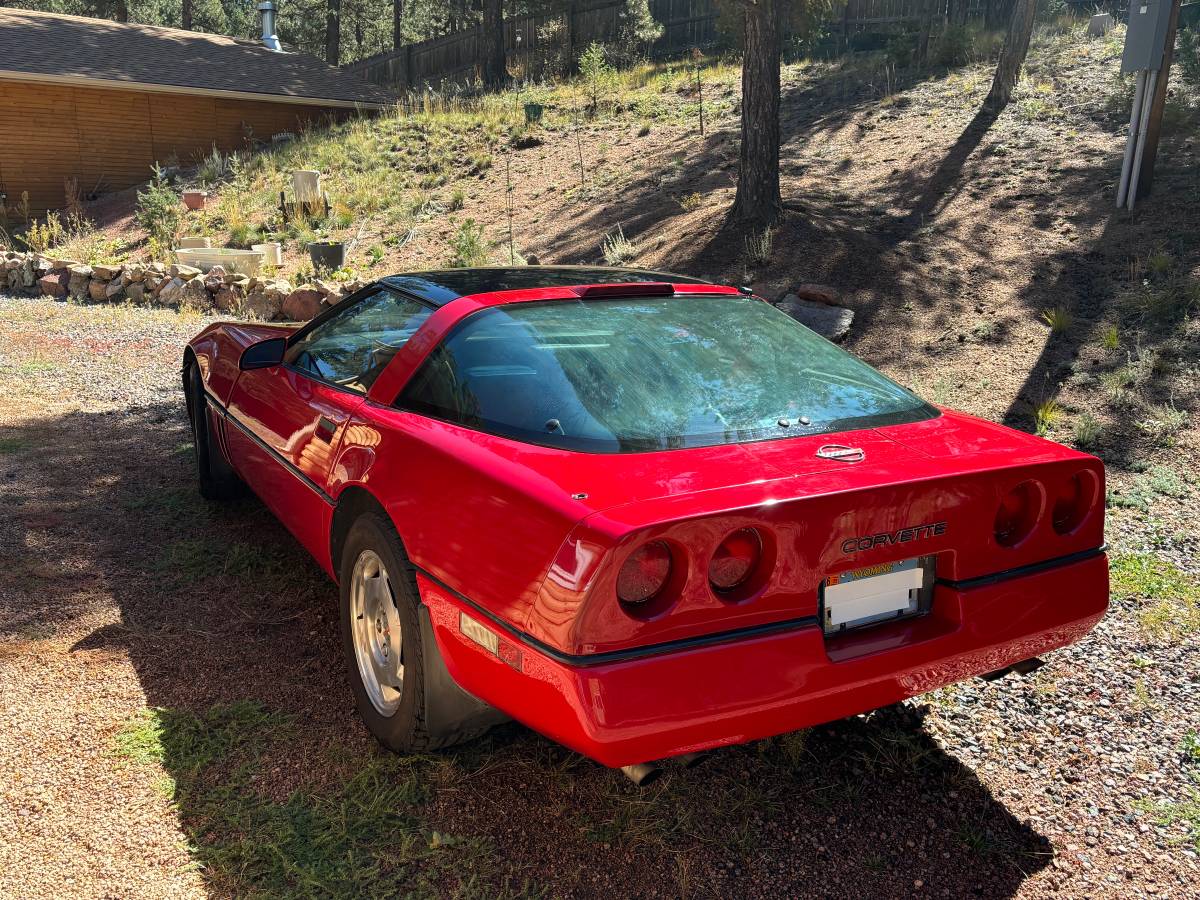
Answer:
xmin=393 ymin=0 xmax=405 ymax=49
xmin=481 ymin=0 xmax=506 ymax=88
xmin=182 ymin=0 xmax=192 ymax=30
xmin=730 ymin=0 xmax=782 ymax=226
xmin=986 ymin=0 xmax=1036 ymax=109
xmin=326 ymin=0 xmax=342 ymax=66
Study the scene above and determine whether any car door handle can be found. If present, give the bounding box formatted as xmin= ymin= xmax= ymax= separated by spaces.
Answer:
xmin=315 ymin=416 xmax=337 ymax=443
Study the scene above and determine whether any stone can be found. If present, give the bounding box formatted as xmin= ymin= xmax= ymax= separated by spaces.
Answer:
xmin=283 ymin=285 xmax=324 ymax=321
xmin=144 ymin=272 xmax=163 ymax=294
xmin=124 ymin=263 xmax=146 ymax=284
xmin=242 ymin=286 xmax=283 ymax=321
xmin=777 ymin=296 xmax=854 ymax=343
xmin=156 ymin=277 xmax=185 ymax=305
xmin=87 ymin=278 xmax=108 ymax=302
xmin=68 ymin=265 xmax=92 ymax=301
xmin=179 ymin=277 xmax=210 ymax=310
xmin=790 ymin=283 xmax=839 ymax=305
xmin=91 ymin=263 xmax=119 ymax=281
xmin=147 ymin=262 xmax=167 ymax=276
xmin=213 ymin=283 xmax=244 ymax=313
xmin=1087 ymin=13 xmax=1113 ymax=37
xmin=126 ymin=282 xmax=146 ymax=304
xmin=18 ymin=257 xmax=35 ymax=289
xmin=38 ymin=271 xmax=68 ymax=297
xmin=313 ymin=279 xmax=338 ymax=297
xmin=105 ymin=276 xmax=124 ymax=300
xmin=749 ymin=281 xmax=790 ymax=302
xmin=169 ymin=263 xmax=201 ymax=279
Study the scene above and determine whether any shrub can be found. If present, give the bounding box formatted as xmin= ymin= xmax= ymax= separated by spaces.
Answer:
xmin=579 ymin=43 xmax=617 ymax=112
xmin=1178 ymin=28 xmax=1200 ymax=92
xmin=601 ymin=225 xmax=637 ymax=265
xmin=744 ymin=227 xmax=773 ymax=266
xmin=448 ymin=219 xmax=489 ymax=268
xmin=137 ymin=169 xmax=183 ymax=250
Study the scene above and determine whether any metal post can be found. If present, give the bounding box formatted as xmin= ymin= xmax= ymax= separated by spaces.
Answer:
xmin=1126 ymin=69 xmax=1159 ymax=210
xmin=1115 ymin=70 xmax=1147 ymax=208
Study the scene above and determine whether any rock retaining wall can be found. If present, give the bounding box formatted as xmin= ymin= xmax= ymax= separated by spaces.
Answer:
xmin=2 ymin=251 xmax=364 ymax=321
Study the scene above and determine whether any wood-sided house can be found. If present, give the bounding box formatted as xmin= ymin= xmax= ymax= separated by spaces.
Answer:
xmin=0 ymin=7 xmax=392 ymax=216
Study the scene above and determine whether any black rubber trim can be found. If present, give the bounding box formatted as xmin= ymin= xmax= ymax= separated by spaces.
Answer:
xmin=203 ymin=387 xmax=335 ymax=507
xmin=937 ymin=546 xmax=1107 ymax=591
xmin=413 ymin=564 xmax=820 ymax=667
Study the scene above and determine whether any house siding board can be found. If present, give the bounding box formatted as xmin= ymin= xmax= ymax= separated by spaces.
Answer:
xmin=0 ymin=81 xmax=333 ymax=214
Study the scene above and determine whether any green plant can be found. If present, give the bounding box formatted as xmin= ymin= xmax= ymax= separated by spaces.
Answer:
xmin=744 ymin=227 xmax=773 ymax=266
xmin=1101 ymin=325 xmax=1120 ymax=351
xmin=601 ymin=225 xmax=637 ymax=265
xmin=1110 ymin=553 xmax=1200 ymax=643
xmin=16 ymin=212 xmax=66 ymax=253
xmin=1178 ymin=27 xmax=1200 ymax=92
xmin=1034 ymin=398 xmax=1063 ymax=436
xmin=579 ymin=43 xmax=616 ymax=112
xmin=1040 ymin=305 xmax=1073 ymax=333
xmin=448 ymin=218 xmax=489 ymax=267
xmin=1072 ymin=413 xmax=1102 ymax=449
xmin=137 ymin=169 xmax=183 ymax=250
xmin=677 ymin=192 xmax=703 ymax=211
xmin=448 ymin=188 xmax=466 ymax=211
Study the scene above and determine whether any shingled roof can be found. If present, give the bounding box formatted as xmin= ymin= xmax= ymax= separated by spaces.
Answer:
xmin=0 ymin=7 xmax=394 ymax=108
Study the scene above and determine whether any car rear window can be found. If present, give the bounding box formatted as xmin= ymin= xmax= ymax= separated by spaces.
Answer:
xmin=396 ymin=294 xmax=937 ymax=453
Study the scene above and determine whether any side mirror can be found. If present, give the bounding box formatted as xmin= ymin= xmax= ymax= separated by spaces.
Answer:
xmin=239 ymin=337 xmax=287 ymax=371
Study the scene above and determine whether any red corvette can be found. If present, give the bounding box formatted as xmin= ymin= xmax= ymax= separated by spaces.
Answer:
xmin=184 ymin=267 xmax=1108 ymax=770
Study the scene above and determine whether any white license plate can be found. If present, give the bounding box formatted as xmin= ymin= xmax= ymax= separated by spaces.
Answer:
xmin=822 ymin=557 xmax=929 ymax=634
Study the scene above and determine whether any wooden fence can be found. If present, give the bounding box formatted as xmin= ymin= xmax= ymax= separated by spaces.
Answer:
xmin=342 ymin=0 xmax=995 ymax=93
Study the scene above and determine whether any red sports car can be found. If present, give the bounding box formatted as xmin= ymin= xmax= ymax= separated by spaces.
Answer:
xmin=184 ymin=267 xmax=1108 ymax=771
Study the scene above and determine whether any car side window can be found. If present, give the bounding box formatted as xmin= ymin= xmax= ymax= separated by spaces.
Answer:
xmin=283 ymin=288 xmax=433 ymax=393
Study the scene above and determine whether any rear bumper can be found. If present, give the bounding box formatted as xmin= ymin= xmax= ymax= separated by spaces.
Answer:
xmin=420 ymin=551 xmax=1108 ymax=768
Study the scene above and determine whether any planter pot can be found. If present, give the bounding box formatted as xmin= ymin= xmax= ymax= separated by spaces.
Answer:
xmin=178 ymin=236 xmax=211 ymax=249
xmin=523 ymin=102 xmax=544 ymax=125
xmin=252 ymin=242 xmax=282 ymax=267
xmin=175 ymin=247 xmax=264 ymax=276
xmin=307 ymin=241 xmax=345 ymax=272
xmin=181 ymin=190 xmax=208 ymax=211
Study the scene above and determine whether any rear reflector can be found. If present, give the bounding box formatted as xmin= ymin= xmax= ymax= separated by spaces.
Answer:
xmin=459 ymin=612 xmax=523 ymax=671
xmin=574 ymin=282 xmax=675 ymax=298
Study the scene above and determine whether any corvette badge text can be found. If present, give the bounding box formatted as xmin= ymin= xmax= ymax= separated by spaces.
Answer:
xmin=841 ymin=521 xmax=948 ymax=554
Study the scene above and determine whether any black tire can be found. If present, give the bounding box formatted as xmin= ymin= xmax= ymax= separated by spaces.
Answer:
xmin=338 ymin=512 xmax=444 ymax=752
xmin=184 ymin=363 xmax=243 ymax=501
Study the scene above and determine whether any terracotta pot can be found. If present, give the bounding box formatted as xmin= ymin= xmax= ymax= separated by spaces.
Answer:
xmin=181 ymin=190 xmax=208 ymax=211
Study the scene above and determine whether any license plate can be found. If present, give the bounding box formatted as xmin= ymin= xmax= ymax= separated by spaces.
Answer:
xmin=822 ymin=556 xmax=932 ymax=635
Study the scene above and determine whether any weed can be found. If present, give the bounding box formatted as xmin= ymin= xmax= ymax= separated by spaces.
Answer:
xmin=1146 ymin=251 xmax=1173 ymax=277
xmin=744 ymin=227 xmax=773 ymax=266
xmin=1137 ymin=399 xmax=1190 ymax=444
xmin=1101 ymin=325 xmax=1120 ymax=351
xmin=1040 ymin=306 xmax=1073 ymax=333
xmin=448 ymin=188 xmax=466 ymax=211
xmin=1072 ymin=413 xmax=1102 ymax=449
xmin=601 ymin=225 xmax=637 ymax=265
xmin=137 ymin=169 xmax=183 ymax=250
xmin=1109 ymin=553 xmax=1199 ymax=643
xmin=1034 ymin=398 xmax=1063 ymax=436
xmin=676 ymin=192 xmax=704 ymax=211
xmin=448 ymin=219 xmax=490 ymax=268
xmin=579 ymin=43 xmax=617 ymax=112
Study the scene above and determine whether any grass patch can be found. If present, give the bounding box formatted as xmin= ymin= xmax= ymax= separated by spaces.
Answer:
xmin=111 ymin=702 xmax=503 ymax=894
xmin=1107 ymin=465 xmax=1192 ymax=511
xmin=153 ymin=535 xmax=303 ymax=583
xmin=0 ymin=436 xmax=29 ymax=454
xmin=1110 ymin=553 xmax=1200 ymax=642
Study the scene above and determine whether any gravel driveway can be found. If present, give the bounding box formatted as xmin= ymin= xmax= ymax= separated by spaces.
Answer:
xmin=1 ymin=294 xmax=1196 ymax=898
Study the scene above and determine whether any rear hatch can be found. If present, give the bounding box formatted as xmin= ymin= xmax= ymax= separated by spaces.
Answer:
xmin=525 ymin=411 xmax=1105 ymax=655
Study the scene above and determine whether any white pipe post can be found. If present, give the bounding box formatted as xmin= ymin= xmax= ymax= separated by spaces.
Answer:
xmin=1127 ymin=69 xmax=1159 ymax=210
xmin=1116 ymin=70 xmax=1147 ymax=208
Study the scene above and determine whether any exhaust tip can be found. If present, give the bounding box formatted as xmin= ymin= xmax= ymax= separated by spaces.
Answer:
xmin=619 ymin=762 xmax=661 ymax=786
xmin=981 ymin=656 xmax=1045 ymax=682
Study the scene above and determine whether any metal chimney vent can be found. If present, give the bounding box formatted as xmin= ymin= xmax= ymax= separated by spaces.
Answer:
xmin=257 ymin=1 xmax=283 ymax=52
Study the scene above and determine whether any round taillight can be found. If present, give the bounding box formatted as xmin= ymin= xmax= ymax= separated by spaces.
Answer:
xmin=709 ymin=528 xmax=763 ymax=592
xmin=1052 ymin=470 xmax=1096 ymax=535
xmin=994 ymin=480 xmax=1042 ymax=547
xmin=617 ymin=541 xmax=672 ymax=605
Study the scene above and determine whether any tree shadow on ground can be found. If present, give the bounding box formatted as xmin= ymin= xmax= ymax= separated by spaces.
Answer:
xmin=0 ymin=400 xmax=1051 ymax=896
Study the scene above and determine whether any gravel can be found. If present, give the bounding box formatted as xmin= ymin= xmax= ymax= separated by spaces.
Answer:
xmin=1 ymin=293 xmax=1197 ymax=899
